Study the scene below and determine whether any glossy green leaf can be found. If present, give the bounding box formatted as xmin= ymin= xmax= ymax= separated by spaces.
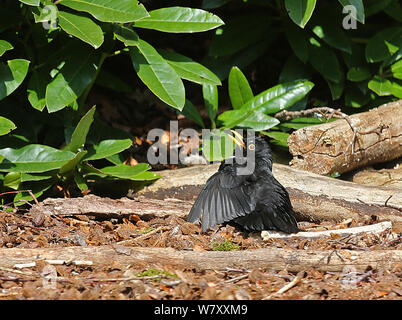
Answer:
xmin=285 ymin=22 xmax=309 ymax=63
xmin=114 ymin=25 xmax=139 ymax=46
xmin=208 ymin=13 xmax=269 ymax=57
xmin=345 ymin=87 xmax=371 ymax=107
xmin=390 ymin=59 xmax=402 ymax=79
xmin=0 ymin=144 xmax=75 ymax=173
xmin=64 ymin=106 xmax=96 ymax=152
xmin=366 ymin=27 xmax=402 ymax=63
xmin=368 ymin=76 xmax=393 ymax=96
xmin=202 ymin=130 xmax=235 ymax=162
xmin=327 ymin=78 xmax=344 ymax=100
xmin=280 ymin=117 xmax=326 ymax=129
xmin=83 ymin=139 xmax=132 ymax=161
xmin=27 ymin=71 xmax=47 ymax=111
xmin=180 ymin=99 xmax=205 ymax=128
xmin=59 ymin=150 xmax=87 ymax=174
xmin=285 ymin=0 xmax=317 ymax=28
xmin=347 ymin=67 xmax=371 ymax=82
xmin=20 ymin=0 xmax=40 ymax=7
xmin=74 ymin=171 xmax=89 ymax=191
xmin=133 ymin=7 xmax=224 ymax=33
xmin=0 ymin=40 xmax=13 ymax=56
xmin=338 ymin=0 xmax=365 ymax=23
xmin=19 ymin=0 xmax=40 ymax=6
xmin=96 ymin=70 xmax=132 ymax=93
xmin=218 ymin=81 xmax=314 ymax=129
xmin=127 ymin=171 xmax=161 ymax=181
xmin=261 ymin=131 xmax=290 ymax=148
xmin=309 ymin=38 xmax=343 ymax=83
xmin=311 ymin=22 xmax=351 ymax=54
xmin=203 ymin=84 xmax=218 ymax=125
xmin=0 ymin=59 xmax=30 ymax=101
xmin=21 ymin=172 xmax=57 ymax=182
xmin=0 ymin=116 xmax=16 ymax=136
xmin=45 ymin=46 xmax=99 ymax=112
xmin=237 ymin=113 xmax=280 ymax=131
xmin=228 ymin=67 xmax=253 ymax=110
xmin=384 ymin=0 xmax=402 ymax=22
xmin=60 ymin=0 xmax=149 ymax=23
xmin=58 ymin=10 xmax=104 ymax=49
xmin=100 ymin=163 xmax=150 ymax=180
xmin=3 ymin=172 xmax=21 ymax=190
xmin=129 ymin=40 xmax=185 ymax=110
xmin=158 ymin=49 xmax=221 ymax=86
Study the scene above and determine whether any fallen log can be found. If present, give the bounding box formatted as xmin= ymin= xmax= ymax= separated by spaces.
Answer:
xmin=29 ymin=163 xmax=402 ymax=226
xmin=352 ymin=164 xmax=402 ymax=189
xmin=287 ymin=100 xmax=402 ymax=175
xmin=0 ymin=245 xmax=400 ymax=273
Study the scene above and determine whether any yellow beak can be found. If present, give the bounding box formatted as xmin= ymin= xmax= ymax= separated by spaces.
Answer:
xmin=230 ymin=130 xmax=245 ymax=148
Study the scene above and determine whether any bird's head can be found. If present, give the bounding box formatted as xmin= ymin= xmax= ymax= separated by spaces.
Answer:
xmin=246 ymin=135 xmax=273 ymax=170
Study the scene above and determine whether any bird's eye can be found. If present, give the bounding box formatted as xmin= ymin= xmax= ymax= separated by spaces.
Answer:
xmin=248 ymin=143 xmax=255 ymax=150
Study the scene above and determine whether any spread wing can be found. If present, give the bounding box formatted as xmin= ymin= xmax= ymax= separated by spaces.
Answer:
xmin=187 ymin=166 xmax=256 ymax=232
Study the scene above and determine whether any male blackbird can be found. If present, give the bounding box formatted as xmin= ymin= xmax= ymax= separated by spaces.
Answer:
xmin=187 ymin=135 xmax=300 ymax=233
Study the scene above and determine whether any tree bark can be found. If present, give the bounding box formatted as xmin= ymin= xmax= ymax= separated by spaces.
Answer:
xmin=30 ymin=163 xmax=402 ymax=227
xmin=287 ymin=100 xmax=402 ymax=175
xmin=1 ymin=245 xmax=400 ymax=273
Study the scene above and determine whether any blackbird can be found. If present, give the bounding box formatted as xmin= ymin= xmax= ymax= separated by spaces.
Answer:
xmin=187 ymin=135 xmax=300 ymax=233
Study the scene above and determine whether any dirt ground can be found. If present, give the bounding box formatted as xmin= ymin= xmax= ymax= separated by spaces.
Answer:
xmin=0 ymin=207 xmax=400 ymax=300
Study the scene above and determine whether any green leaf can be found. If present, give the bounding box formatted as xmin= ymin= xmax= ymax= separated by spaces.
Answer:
xmin=366 ymin=27 xmax=402 ymax=63
xmin=0 ymin=40 xmax=13 ymax=56
xmin=74 ymin=170 xmax=88 ymax=191
xmin=3 ymin=172 xmax=21 ymax=190
xmin=45 ymin=46 xmax=99 ymax=113
xmin=126 ymin=171 xmax=161 ymax=181
xmin=345 ymin=86 xmax=371 ymax=107
xmin=19 ymin=0 xmax=40 ymax=6
xmin=261 ymin=131 xmax=290 ymax=148
xmin=21 ymin=171 xmax=57 ymax=182
xmin=338 ymin=0 xmax=365 ymax=23
xmin=180 ymin=99 xmax=205 ymax=128
xmin=202 ymin=130 xmax=235 ymax=162
xmin=100 ymin=163 xmax=151 ymax=180
xmin=390 ymin=59 xmax=402 ymax=79
xmin=384 ymin=0 xmax=402 ymax=22
xmin=59 ymin=0 xmax=149 ymax=23
xmin=347 ymin=67 xmax=371 ymax=82
xmin=327 ymin=78 xmax=344 ymax=100
xmin=83 ymin=139 xmax=132 ymax=161
xmin=59 ymin=150 xmax=87 ymax=174
xmin=237 ymin=113 xmax=280 ymax=131
xmin=14 ymin=179 xmax=55 ymax=205
xmin=114 ymin=25 xmax=139 ymax=46
xmin=365 ymin=0 xmax=392 ymax=17
xmin=368 ymin=76 xmax=393 ymax=96
xmin=285 ymin=22 xmax=309 ymax=63
xmin=279 ymin=55 xmax=311 ymax=82
xmin=208 ymin=13 xmax=269 ymax=57
xmin=0 ymin=116 xmax=16 ymax=136
xmin=95 ymin=69 xmax=132 ymax=93
xmin=280 ymin=117 xmax=326 ymax=129
xmin=0 ymin=59 xmax=30 ymax=101
xmin=58 ymin=10 xmax=104 ymax=49
xmin=64 ymin=106 xmax=96 ymax=152
xmin=129 ymin=40 xmax=185 ymax=110
xmin=158 ymin=49 xmax=221 ymax=86
xmin=285 ymin=0 xmax=317 ymax=28
xmin=133 ymin=7 xmax=224 ymax=33
xmin=0 ymin=144 xmax=75 ymax=173
xmin=309 ymin=38 xmax=343 ymax=83
xmin=218 ymin=81 xmax=314 ymax=129
xmin=228 ymin=67 xmax=253 ymax=110
xmin=311 ymin=22 xmax=351 ymax=54
xmin=203 ymin=84 xmax=218 ymax=125
xmin=27 ymin=71 xmax=47 ymax=111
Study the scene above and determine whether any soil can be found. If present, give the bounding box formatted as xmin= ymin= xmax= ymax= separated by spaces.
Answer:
xmin=0 ymin=208 xmax=400 ymax=300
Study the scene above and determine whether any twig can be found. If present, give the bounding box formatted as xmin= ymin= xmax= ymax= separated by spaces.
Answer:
xmin=117 ymin=226 xmax=171 ymax=245
xmin=262 ymin=272 xmax=304 ymax=300
xmin=224 ymin=274 xmax=249 ymax=284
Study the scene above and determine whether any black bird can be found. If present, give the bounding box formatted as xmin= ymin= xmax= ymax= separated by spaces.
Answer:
xmin=187 ymin=135 xmax=300 ymax=233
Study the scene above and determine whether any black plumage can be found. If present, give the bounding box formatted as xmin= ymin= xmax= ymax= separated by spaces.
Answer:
xmin=187 ymin=136 xmax=300 ymax=233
